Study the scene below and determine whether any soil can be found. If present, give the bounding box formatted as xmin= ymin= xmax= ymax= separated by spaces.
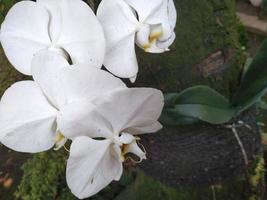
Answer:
xmin=0 ymin=145 xmax=30 ymax=200
xmin=140 ymin=109 xmax=261 ymax=188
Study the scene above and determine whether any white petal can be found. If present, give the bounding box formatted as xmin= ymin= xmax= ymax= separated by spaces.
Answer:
xmin=145 ymin=0 xmax=176 ymax=52
xmin=124 ymin=0 xmax=164 ymax=23
xmin=142 ymin=0 xmax=177 ymax=41
xmin=37 ymin=0 xmax=62 ymax=42
xmin=54 ymin=131 xmax=68 ymax=151
xmin=57 ymin=0 xmax=105 ymax=68
xmin=156 ymin=32 xmax=176 ymax=50
xmin=111 ymin=143 xmax=123 ymax=163
xmin=124 ymin=140 xmax=146 ymax=161
xmin=67 ymin=136 xmax=122 ymax=199
xmin=124 ymin=121 xmax=163 ymax=135
xmin=92 ymin=88 xmax=164 ymax=135
xmin=57 ymin=101 xmax=113 ymax=139
xmin=58 ymin=65 xmax=126 ymax=103
xmin=136 ymin=24 xmax=150 ymax=50
xmin=143 ymin=0 xmax=168 ymax=25
xmin=137 ymin=24 xmax=166 ymax=53
xmin=130 ymin=75 xmax=137 ymax=83
xmin=0 ymin=1 xmax=51 ymax=75
xmin=97 ymin=0 xmax=139 ymax=78
xmin=249 ymin=0 xmax=262 ymax=7
xmin=168 ymin=0 xmax=177 ymax=31
xmin=31 ymin=49 xmax=69 ymax=109
xmin=103 ymin=34 xmax=138 ymax=79
xmin=119 ymin=133 xmax=135 ymax=144
xmin=0 ymin=81 xmax=58 ymax=153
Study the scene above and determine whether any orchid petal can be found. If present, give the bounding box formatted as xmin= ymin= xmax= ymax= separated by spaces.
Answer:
xmin=54 ymin=131 xmax=68 ymax=151
xmin=0 ymin=1 xmax=51 ymax=75
xmin=145 ymin=1 xmax=176 ymax=51
xmin=136 ymin=24 xmax=150 ymax=50
xmin=111 ymin=143 xmax=124 ymax=163
xmin=130 ymin=75 xmax=137 ymax=83
xmin=156 ymin=33 xmax=176 ymax=50
xmin=57 ymin=101 xmax=113 ymax=139
xmin=250 ymin=0 xmax=263 ymax=7
xmin=31 ymin=49 xmax=69 ymax=109
xmin=0 ymin=81 xmax=58 ymax=153
xmin=124 ymin=140 xmax=146 ymax=161
xmin=154 ymin=0 xmax=176 ymax=42
xmin=124 ymin=0 xmax=164 ymax=23
xmin=92 ymin=88 xmax=164 ymax=135
xmin=124 ymin=121 xmax=163 ymax=135
xmin=57 ymin=0 xmax=105 ymax=68
xmin=168 ymin=0 xmax=177 ymax=31
xmin=103 ymin=34 xmax=138 ymax=78
xmin=37 ymin=0 xmax=62 ymax=42
xmin=58 ymin=66 xmax=126 ymax=103
xmin=119 ymin=133 xmax=135 ymax=144
xmin=67 ymin=136 xmax=122 ymax=199
xmin=97 ymin=0 xmax=139 ymax=79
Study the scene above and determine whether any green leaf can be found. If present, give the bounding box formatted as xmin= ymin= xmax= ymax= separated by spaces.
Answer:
xmin=241 ymin=57 xmax=253 ymax=80
xmin=232 ymin=39 xmax=267 ymax=112
xmin=164 ymin=93 xmax=179 ymax=108
xmin=256 ymin=98 xmax=267 ymax=110
xmin=162 ymin=86 xmax=235 ymax=125
xmin=160 ymin=108 xmax=199 ymax=126
xmin=173 ymin=104 xmax=234 ymax=124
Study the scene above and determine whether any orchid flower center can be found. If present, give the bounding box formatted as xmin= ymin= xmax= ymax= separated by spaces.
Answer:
xmin=47 ymin=46 xmax=70 ymax=62
xmin=136 ymin=22 xmax=144 ymax=32
xmin=54 ymin=131 xmax=67 ymax=151
xmin=136 ymin=24 xmax=164 ymax=52
xmin=111 ymin=132 xmax=146 ymax=163
xmin=149 ymin=29 xmax=163 ymax=44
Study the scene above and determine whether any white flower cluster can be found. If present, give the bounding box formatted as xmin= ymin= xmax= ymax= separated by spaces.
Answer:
xmin=0 ymin=0 xmax=176 ymax=199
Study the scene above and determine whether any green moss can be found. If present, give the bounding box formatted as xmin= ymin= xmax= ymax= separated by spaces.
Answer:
xmin=15 ymin=149 xmax=135 ymax=200
xmin=136 ymin=0 xmax=246 ymax=98
xmin=115 ymin=173 xmax=201 ymax=200
xmin=14 ymin=150 xmax=68 ymax=200
xmin=115 ymin=166 xmax=266 ymax=200
xmin=247 ymin=156 xmax=266 ymax=200
xmin=0 ymin=48 xmax=27 ymax=96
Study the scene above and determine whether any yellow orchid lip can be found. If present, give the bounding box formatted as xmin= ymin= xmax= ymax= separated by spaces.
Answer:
xmin=55 ymin=131 xmax=65 ymax=143
xmin=143 ymin=44 xmax=151 ymax=52
xmin=143 ymin=31 xmax=163 ymax=52
xmin=54 ymin=131 xmax=67 ymax=151
xmin=119 ymin=136 xmax=146 ymax=164
xmin=149 ymin=31 xmax=163 ymax=43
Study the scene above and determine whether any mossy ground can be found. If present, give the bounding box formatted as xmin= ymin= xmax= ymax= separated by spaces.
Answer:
xmin=136 ymin=0 xmax=245 ymax=99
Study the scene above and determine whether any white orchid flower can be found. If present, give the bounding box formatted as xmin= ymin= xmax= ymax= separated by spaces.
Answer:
xmin=97 ymin=0 xmax=177 ymax=81
xmin=0 ymin=49 xmax=126 ymax=153
xmin=0 ymin=0 xmax=105 ymax=75
xmin=249 ymin=0 xmax=262 ymax=7
xmin=57 ymin=87 xmax=164 ymax=199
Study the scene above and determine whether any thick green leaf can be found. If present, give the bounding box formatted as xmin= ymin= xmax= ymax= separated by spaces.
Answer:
xmin=173 ymin=104 xmax=234 ymax=124
xmin=162 ymin=86 xmax=235 ymax=124
xmin=175 ymin=86 xmax=231 ymax=108
xmin=241 ymin=57 xmax=253 ymax=80
xmin=232 ymin=39 xmax=267 ymax=112
xmin=164 ymin=93 xmax=179 ymax=108
xmin=160 ymin=108 xmax=199 ymax=126
xmin=256 ymin=98 xmax=267 ymax=110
